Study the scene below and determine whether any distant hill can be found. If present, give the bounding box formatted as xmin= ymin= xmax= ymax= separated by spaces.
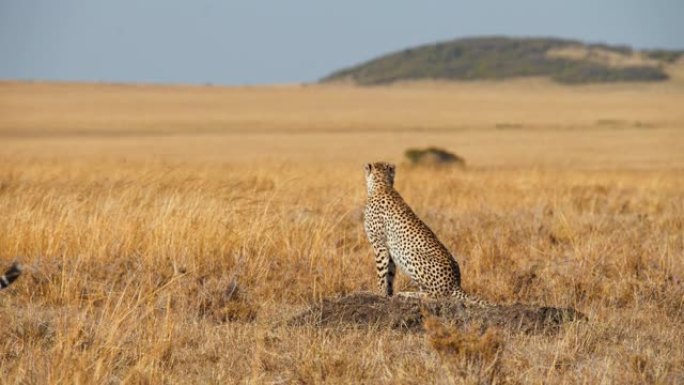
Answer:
xmin=321 ymin=37 xmax=682 ymax=85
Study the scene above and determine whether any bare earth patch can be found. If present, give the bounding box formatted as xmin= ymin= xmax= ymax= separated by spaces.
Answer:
xmin=288 ymin=292 xmax=586 ymax=333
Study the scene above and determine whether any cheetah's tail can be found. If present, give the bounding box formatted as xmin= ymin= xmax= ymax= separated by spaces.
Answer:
xmin=0 ymin=263 xmax=22 ymax=290
xmin=452 ymin=287 xmax=493 ymax=308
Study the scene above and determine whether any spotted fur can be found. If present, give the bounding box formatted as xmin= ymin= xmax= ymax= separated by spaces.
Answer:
xmin=0 ymin=263 xmax=22 ymax=290
xmin=363 ymin=162 xmax=491 ymax=307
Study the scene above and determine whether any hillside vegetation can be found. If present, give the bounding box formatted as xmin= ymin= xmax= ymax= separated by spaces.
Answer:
xmin=322 ymin=37 xmax=682 ymax=85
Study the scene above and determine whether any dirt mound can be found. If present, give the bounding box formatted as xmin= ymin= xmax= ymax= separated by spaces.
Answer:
xmin=288 ymin=292 xmax=586 ymax=334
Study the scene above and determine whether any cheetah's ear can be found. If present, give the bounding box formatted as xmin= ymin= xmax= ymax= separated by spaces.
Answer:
xmin=364 ymin=163 xmax=373 ymax=175
xmin=388 ymin=164 xmax=396 ymax=184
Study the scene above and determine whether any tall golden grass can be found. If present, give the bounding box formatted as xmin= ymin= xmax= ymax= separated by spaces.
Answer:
xmin=1 ymin=80 xmax=683 ymax=383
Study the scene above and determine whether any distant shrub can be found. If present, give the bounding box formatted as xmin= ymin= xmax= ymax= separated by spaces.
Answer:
xmin=553 ymin=64 xmax=668 ymax=84
xmin=405 ymin=147 xmax=466 ymax=167
xmin=644 ymin=50 xmax=682 ymax=63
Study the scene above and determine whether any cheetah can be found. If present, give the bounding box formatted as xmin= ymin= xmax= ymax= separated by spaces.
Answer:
xmin=363 ymin=162 xmax=491 ymax=307
xmin=0 ymin=263 xmax=22 ymax=290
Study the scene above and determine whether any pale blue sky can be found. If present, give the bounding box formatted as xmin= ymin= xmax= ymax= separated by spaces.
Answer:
xmin=1 ymin=0 xmax=682 ymax=85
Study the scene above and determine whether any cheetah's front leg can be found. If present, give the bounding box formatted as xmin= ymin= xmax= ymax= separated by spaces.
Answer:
xmin=373 ymin=246 xmax=396 ymax=297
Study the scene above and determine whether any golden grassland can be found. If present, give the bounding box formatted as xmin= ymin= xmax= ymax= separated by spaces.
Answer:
xmin=1 ymin=78 xmax=684 ymax=384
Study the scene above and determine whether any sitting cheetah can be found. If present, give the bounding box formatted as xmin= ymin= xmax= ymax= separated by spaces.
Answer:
xmin=0 ymin=263 xmax=22 ymax=290
xmin=363 ymin=162 xmax=490 ymax=307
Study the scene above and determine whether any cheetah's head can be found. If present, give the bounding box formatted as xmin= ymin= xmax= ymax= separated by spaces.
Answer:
xmin=364 ymin=162 xmax=395 ymax=192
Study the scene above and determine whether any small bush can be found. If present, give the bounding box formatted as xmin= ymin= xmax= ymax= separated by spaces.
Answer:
xmin=404 ymin=147 xmax=466 ymax=167
xmin=645 ymin=50 xmax=682 ymax=63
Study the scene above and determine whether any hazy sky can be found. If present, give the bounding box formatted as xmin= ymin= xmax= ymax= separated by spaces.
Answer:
xmin=1 ymin=0 xmax=683 ymax=85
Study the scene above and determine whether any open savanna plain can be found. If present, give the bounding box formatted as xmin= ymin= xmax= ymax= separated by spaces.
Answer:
xmin=1 ymin=77 xmax=684 ymax=384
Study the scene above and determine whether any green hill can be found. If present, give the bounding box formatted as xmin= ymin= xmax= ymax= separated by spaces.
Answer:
xmin=321 ymin=37 xmax=682 ymax=85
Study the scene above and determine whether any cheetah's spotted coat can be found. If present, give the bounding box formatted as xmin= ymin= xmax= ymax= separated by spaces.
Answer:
xmin=363 ymin=162 xmax=490 ymax=307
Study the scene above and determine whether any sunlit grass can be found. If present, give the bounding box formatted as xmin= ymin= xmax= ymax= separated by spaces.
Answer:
xmin=1 ymin=81 xmax=683 ymax=383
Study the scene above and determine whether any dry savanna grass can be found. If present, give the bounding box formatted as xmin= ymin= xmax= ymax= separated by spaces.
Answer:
xmin=1 ymin=78 xmax=684 ymax=384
